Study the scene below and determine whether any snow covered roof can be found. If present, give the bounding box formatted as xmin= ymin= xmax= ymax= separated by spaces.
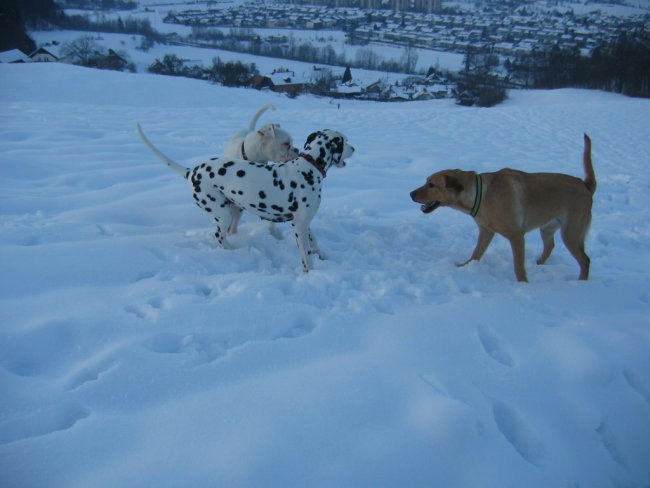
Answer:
xmin=0 ymin=49 xmax=31 ymax=63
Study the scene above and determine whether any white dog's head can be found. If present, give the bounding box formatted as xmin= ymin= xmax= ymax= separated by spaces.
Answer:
xmin=302 ymin=129 xmax=355 ymax=174
xmin=254 ymin=123 xmax=299 ymax=163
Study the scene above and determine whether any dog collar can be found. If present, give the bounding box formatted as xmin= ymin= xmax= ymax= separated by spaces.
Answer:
xmin=471 ymin=173 xmax=483 ymax=217
xmin=300 ymin=152 xmax=327 ymax=177
xmin=240 ymin=141 xmax=248 ymax=160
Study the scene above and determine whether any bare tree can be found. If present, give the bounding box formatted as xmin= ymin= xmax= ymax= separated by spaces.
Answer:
xmin=61 ymin=35 xmax=103 ymax=66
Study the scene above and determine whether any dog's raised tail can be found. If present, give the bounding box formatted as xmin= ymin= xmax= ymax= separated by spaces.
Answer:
xmin=137 ymin=123 xmax=189 ymax=178
xmin=247 ymin=103 xmax=276 ymax=131
xmin=583 ymin=133 xmax=596 ymax=195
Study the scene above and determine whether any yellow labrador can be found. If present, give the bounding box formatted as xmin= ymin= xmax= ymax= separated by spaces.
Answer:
xmin=410 ymin=134 xmax=596 ymax=282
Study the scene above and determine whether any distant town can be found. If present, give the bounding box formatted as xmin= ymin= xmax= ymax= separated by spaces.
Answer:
xmin=2 ymin=0 xmax=649 ymax=102
xmin=165 ymin=0 xmax=649 ymax=59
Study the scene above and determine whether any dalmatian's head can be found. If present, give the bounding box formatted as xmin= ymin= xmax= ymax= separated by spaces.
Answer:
xmin=303 ymin=129 xmax=355 ymax=173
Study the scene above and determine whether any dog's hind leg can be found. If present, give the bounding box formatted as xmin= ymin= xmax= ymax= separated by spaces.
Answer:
xmin=193 ymin=190 xmax=234 ymax=249
xmin=560 ymin=218 xmax=591 ymax=280
xmin=536 ymin=221 xmax=560 ymax=265
xmin=227 ymin=206 xmax=243 ymax=235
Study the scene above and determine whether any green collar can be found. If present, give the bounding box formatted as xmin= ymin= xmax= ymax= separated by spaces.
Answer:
xmin=470 ymin=173 xmax=482 ymax=217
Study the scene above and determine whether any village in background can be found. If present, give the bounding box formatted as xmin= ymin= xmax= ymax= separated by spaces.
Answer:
xmin=1 ymin=0 xmax=649 ymax=104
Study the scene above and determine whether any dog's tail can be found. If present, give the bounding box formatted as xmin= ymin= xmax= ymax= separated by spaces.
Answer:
xmin=247 ymin=103 xmax=275 ymax=131
xmin=137 ymin=123 xmax=189 ymax=178
xmin=582 ymin=133 xmax=596 ymax=194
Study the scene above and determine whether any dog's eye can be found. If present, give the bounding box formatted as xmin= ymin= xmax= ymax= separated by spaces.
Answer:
xmin=428 ymin=183 xmax=435 ymax=188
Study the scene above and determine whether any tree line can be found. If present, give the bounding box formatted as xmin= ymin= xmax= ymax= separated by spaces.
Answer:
xmin=188 ymin=26 xmax=419 ymax=75
xmin=506 ymin=31 xmax=650 ymax=98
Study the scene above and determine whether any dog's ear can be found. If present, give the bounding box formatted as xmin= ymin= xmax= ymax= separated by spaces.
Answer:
xmin=444 ymin=175 xmax=464 ymax=193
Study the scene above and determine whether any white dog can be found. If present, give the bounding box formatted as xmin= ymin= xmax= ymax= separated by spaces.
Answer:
xmin=223 ymin=103 xmax=298 ymax=163
xmin=223 ymin=104 xmax=299 ymax=236
xmin=137 ymin=126 xmax=354 ymax=272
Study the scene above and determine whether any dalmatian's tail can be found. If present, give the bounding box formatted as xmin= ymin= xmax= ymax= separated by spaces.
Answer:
xmin=247 ymin=104 xmax=275 ymax=131
xmin=137 ymin=123 xmax=189 ymax=178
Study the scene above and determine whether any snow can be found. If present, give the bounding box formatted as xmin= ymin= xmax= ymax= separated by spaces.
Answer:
xmin=30 ymin=28 xmax=465 ymax=78
xmin=1 ymin=62 xmax=650 ymax=487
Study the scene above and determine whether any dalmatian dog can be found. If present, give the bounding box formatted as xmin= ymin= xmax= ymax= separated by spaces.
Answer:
xmin=137 ymin=125 xmax=354 ymax=272
xmin=222 ymin=104 xmax=299 ymax=237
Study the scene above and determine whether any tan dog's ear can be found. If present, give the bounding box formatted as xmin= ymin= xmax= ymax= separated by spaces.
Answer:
xmin=444 ymin=175 xmax=464 ymax=193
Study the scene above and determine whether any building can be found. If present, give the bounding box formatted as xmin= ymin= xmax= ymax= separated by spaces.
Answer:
xmin=29 ymin=47 xmax=59 ymax=63
xmin=0 ymin=49 xmax=31 ymax=63
xmin=285 ymin=0 xmax=442 ymax=14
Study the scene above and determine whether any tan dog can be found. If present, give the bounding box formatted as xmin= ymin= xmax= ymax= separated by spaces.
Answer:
xmin=410 ymin=134 xmax=596 ymax=282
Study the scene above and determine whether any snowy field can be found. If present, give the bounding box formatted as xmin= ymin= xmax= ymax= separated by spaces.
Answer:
xmin=30 ymin=28 xmax=465 ymax=78
xmin=1 ymin=63 xmax=650 ymax=487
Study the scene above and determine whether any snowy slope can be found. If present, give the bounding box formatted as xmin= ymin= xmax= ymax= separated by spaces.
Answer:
xmin=1 ymin=63 xmax=649 ymax=488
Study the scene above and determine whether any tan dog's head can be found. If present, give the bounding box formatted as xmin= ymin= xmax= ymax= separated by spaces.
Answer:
xmin=410 ymin=170 xmax=471 ymax=214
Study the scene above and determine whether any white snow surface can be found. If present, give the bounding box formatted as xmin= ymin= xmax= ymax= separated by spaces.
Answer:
xmin=1 ymin=63 xmax=650 ymax=487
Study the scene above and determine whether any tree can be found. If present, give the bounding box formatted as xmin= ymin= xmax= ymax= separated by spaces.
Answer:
xmin=342 ymin=66 xmax=352 ymax=84
xmin=61 ymin=35 xmax=103 ymax=66
xmin=400 ymin=45 xmax=418 ymax=73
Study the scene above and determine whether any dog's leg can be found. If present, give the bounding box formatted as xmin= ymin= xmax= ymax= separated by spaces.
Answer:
xmin=536 ymin=221 xmax=560 ymax=265
xmin=227 ymin=206 xmax=243 ymax=235
xmin=308 ymin=230 xmax=326 ymax=260
xmin=292 ymin=221 xmax=313 ymax=272
xmin=193 ymin=190 xmax=234 ymax=249
xmin=457 ymin=226 xmax=495 ymax=267
xmin=507 ymin=233 xmax=528 ymax=282
xmin=560 ymin=219 xmax=591 ymax=280
xmin=268 ymin=222 xmax=284 ymax=240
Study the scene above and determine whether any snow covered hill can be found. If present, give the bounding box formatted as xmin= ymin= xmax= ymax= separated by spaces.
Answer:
xmin=1 ymin=63 xmax=649 ymax=487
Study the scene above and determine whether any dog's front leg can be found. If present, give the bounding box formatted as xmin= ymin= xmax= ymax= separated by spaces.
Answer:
xmin=457 ymin=226 xmax=495 ymax=267
xmin=292 ymin=221 xmax=313 ymax=272
xmin=507 ymin=233 xmax=528 ymax=282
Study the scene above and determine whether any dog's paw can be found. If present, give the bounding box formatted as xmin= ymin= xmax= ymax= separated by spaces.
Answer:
xmin=268 ymin=222 xmax=284 ymax=240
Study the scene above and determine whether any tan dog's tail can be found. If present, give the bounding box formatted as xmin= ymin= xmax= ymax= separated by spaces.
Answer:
xmin=583 ymin=133 xmax=596 ymax=194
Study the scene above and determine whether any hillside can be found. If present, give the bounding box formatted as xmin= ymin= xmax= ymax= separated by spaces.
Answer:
xmin=1 ymin=62 xmax=649 ymax=487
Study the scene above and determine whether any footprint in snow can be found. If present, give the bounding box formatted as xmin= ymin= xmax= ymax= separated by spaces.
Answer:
xmin=596 ymin=421 xmax=627 ymax=467
xmin=478 ymin=326 xmax=514 ymax=367
xmin=0 ymin=404 xmax=90 ymax=446
xmin=63 ymin=357 xmax=120 ymax=391
xmin=492 ymin=400 xmax=543 ymax=465
xmin=622 ymin=369 xmax=650 ymax=406
xmin=142 ymin=333 xmax=227 ymax=365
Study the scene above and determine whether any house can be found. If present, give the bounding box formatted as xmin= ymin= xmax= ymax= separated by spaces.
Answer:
xmin=269 ymin=68 xmax=306 ymax=97
xmin=29 ymin=47 xmax=59 ymax=63
xmin=251 ymin=70 xmax=305 ymax=97
xmin=101 ymin=49 xmax=129 ymax=71
xmin=0 ymin=49 xmax=31 ymax=63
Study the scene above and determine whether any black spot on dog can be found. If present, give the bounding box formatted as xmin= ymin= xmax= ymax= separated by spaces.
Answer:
xmin=218 ymin=168 xmax=227 ymax=176
xmin=237 ymin=170 xmax=246 ymax=178
xmin=259 ymin=191 xmax=266 ymax=199
xmin=302 ymin=171 xmax=314 ymax=186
